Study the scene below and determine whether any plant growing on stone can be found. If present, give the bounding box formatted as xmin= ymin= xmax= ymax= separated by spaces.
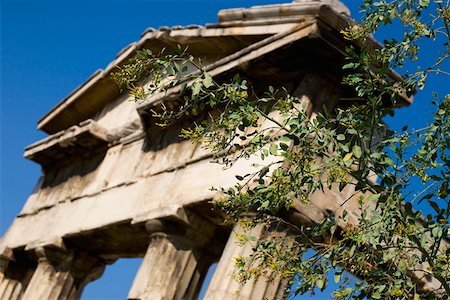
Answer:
xmin=113 ymin=0 xmax=449 ymax=298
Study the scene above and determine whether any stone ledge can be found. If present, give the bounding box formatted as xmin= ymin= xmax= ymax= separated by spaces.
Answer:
xmin=24 ymin=119 xmax=109 ymax=170
xmin=218 ymin=0 xmax=350 ymax=24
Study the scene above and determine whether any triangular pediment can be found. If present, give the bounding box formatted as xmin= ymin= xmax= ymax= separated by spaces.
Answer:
xmin=37 ymin=1 xmax=354 ymax=135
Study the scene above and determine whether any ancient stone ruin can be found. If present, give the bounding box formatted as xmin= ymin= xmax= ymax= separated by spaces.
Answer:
xmin=0 ymin=1 xmax=419 ymax=299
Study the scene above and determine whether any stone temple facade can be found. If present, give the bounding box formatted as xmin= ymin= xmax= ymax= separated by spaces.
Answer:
xmin=0 ymin=1 xmax=422 ymax=299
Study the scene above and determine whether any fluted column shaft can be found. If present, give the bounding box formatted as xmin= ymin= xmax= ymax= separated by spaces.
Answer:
xmin=204 ymin=221 xmax=295 ymax=300
xmin=128 ymin=220 xmax=210 ymax=300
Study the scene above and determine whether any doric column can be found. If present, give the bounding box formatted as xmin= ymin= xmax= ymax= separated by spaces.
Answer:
xmin=0 ymin=247 xmax=34 ymax=300
xmin=204 ymin=220 xmax=296 ymax=300
xmin=21 ymin=242 xmax=105 ymax=300
xmin=128 ymin=219 xmax=212 ymax=300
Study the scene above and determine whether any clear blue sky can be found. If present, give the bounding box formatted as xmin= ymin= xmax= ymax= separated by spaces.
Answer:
xmin=1 ymin=0 xmax=447 ymax=299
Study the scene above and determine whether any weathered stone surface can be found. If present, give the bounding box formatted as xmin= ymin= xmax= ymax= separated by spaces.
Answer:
xmin=24 ymin=120 xmax=109 ymax=170
xmin=218 ymin=0 xmax=350 ymax=25
xmin=2 ymin=146 xmax=274 ymax=251
xmin=22 ymin=241 xmax=104 ymax=300
xmin=204 ymin=221 xmax=295 ymax=300
xmin=128 ymin=219 xmax=212 ymax=300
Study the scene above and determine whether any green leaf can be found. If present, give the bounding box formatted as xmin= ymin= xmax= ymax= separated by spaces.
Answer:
xmin=349 ymin=244 xmax=356 ymax=257
xmin=334 ymin=272 xmax=342 ymax=283
xmin=316 ymin=278 xmax=325 ymax=290
xmin=438 ymin=182 xmax=449 ymax=198
xmin=260 ymin=200 xmax=270 ymax=210
xmin=419 ymin=0 xmax=429 ymax=7
xmin=269 ymin=144 xmax=278 ymax=155
xmin=372 ymin=292 xmax=381 ymax=299
xmin=420 ymin=233 xmax=427 ymax=247
xmin=330 ymin=224 xmax=337 ymax=236
xmin=337 ymin=134 xmax=346 ymax=141
xmin=343 ymin=152 xmax=353 ymax=161
xmin=352 ymin=145 xmax=362 ymax=159
xmin=260 ymin=166 xmax=270 ymax=177
xmin=343 ymin=62 xmax=360 ymax=69
xmin=192 ymin=82 xmax=202 ymax=96
xmin=367 ymin=194 xmax=381 ymax=202
xmin=404 ymin=202 xmax=412 ymax=213
xmin=398 ymin=259 xmax=408 ymax=272
xmin=202 ymin=73 xmax=213 ymax=88
xmin=347 ymin=128 xmax=357 ymax=135
xmin=279 ymin=142 xmax=288 ymax=151
xmin=279 ymin=136 xmax=291 ymax=143
xmin=381 ymin=157 xmax=394 ymax=166
xmin=430 ymin=201 xmax=440 ymax=213
xmin=432 ymin=226 xmax=442 ymax=238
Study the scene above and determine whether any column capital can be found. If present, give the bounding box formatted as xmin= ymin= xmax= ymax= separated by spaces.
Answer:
xmin=128 ymin=218 xmax=212 ymax=300
xmin=32 ymin=240 xmax=74 ymax=269
xmin=0 ymin=247 xmax=34 ymax=300
xmin=144 ymin=219 xmax=183 ymax=235
xmin=25 ymin=237 xmax=105 ymax=281
xmin=0 ymin=247 xmax=14 ymax=273
xmin=136 ymin=206 xmax=216 ymax=249
xmin=71 ymin=251 xmax=105 ymax=283
xmin=144 ymin=219 xmax=196 ymax=253
xmin=22 ymin=240 xmax=106 ymax=300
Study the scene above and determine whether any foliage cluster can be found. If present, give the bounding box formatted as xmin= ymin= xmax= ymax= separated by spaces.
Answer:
xmin=113 ymin=0 xmax=449 ymax=298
